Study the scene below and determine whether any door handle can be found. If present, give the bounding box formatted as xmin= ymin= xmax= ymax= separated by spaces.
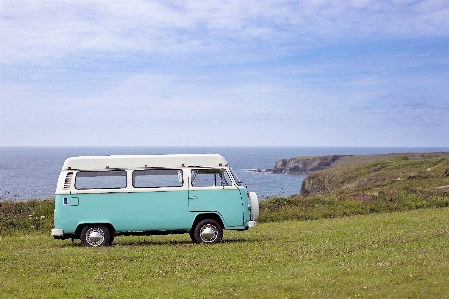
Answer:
xmin=189 ymin=196 xmax=198 ymax=200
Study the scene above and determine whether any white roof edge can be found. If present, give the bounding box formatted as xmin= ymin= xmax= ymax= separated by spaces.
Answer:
xmin=61 ymin=154 xmax=228 ymax=171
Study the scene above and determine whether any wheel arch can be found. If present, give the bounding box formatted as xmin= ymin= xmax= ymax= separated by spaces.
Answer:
xmin=191 ymin=213 xmax=224 ymax=231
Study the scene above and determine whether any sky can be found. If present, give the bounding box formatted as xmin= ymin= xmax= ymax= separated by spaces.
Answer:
xmin=1 ymin=0 xmax=448 ymax=147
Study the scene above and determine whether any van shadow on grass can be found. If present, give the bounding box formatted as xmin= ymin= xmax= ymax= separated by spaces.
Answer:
xmin=52 ymin=234 xmax=267 ymax=248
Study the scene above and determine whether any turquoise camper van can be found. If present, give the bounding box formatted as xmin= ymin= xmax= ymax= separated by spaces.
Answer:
xmin=51 ymin=154 xmax=259 ymax=246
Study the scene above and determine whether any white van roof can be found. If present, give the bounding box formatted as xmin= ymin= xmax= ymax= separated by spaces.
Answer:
xmin=62 ymin=154 xmax=228 ymax=171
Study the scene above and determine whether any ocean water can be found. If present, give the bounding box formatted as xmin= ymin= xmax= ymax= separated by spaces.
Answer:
xmin=1 ymin=146 xmax=448 ymax=200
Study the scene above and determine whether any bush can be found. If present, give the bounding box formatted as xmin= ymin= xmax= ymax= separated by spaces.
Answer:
xmin=0 ymin=199 xmax=54 ymax=236
xmin=258 ymin=189 xmax=449 ymax=223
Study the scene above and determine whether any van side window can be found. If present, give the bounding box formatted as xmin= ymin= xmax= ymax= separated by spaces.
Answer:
xmin=191 ymin=169 xmax=230 ymax=187
xmin=133 ymin=169 xmax=183 ymax=188
xmin=75 ymin=171 xmax=127 ymax=189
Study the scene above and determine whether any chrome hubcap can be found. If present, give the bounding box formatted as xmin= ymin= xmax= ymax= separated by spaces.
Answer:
xmin=86 ymin=228 xmax=104 ymax=246
xmin=200 ymin=224 xmax=218 ymax=243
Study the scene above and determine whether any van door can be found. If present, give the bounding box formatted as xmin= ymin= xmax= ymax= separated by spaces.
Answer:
xmin=126 ymin=169 xmax=191 ymax=230
xmin=188 ymin=169 xmax=244 ymax=227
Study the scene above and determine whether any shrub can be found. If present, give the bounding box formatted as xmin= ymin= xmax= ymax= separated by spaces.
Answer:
xmin=0 ymin=199 xmax=54 ymax=236
xmin=258 ymin=188 xmax=449 ymax=223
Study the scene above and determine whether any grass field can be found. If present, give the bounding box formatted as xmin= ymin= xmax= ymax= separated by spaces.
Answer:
xmin=1 ymin=208 xmax=448 ymax=298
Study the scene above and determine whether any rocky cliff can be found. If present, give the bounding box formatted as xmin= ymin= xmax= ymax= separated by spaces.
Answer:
xmin=300 ymin=172 xmax=334 ymax=197
xmin=269 ymin=155 xmax=350 ymax=174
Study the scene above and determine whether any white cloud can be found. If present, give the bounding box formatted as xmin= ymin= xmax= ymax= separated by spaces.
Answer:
xmin=2 ymin=0 xmax=449 ymax=66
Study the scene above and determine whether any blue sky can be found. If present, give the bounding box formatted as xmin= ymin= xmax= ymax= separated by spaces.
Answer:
xmin=1 ymin=0 xmax=448 ymax=147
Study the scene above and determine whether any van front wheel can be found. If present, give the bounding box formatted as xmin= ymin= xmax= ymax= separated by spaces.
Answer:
xmin=80 ymin=224 xmax=111 ymax=247
xmin=192 ymin=219 xmax=223 ymax=244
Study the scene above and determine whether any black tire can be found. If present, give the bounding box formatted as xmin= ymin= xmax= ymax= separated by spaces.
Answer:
xmin=189 ymin=230 xmax=196 ymax=243
xmin=80 ymin=224 xmax=111 ymax=247
xmin=192 ymin=219 xmax=223 ymax=244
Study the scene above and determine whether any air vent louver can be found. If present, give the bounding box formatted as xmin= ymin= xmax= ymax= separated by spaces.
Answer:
xmin=64 ymin=172 xmax=73 ymax=189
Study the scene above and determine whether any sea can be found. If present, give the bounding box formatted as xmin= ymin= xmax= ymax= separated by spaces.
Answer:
xmin=1 ymin=146 xmax=448 ymax=201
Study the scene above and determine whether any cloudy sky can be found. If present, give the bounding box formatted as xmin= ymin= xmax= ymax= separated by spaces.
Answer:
xmin=1 ymin=0 xmax=448 ymax=147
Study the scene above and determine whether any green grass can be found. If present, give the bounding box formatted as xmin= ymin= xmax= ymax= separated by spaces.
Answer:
xmin=1 ymin=208 xmax=449 ymax=298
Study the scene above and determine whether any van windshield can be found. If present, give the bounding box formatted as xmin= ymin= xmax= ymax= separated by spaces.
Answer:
xmin=229 ymin=167 xmax=244 ymax=186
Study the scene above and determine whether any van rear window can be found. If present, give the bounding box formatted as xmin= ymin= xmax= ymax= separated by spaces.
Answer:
xmin=132 ymin=169 xmax=183 ymax=188
xmin=75 ymin=171 xmax=127 ymax=189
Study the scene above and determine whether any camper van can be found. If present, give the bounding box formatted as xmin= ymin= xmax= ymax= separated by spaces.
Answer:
xmin=51 ymin=154 xmax=259 ymax=246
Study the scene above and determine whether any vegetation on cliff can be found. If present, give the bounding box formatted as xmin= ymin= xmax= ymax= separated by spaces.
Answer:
xmin=301 ymin=154 xmax=449 ymax=197
xmin=259 ymin=154 xmax=449 ymax=222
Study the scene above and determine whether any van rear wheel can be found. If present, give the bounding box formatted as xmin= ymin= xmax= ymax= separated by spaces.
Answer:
xmin=192 ymin=219 xmax=223 ymax=244
xmin=80 ymin=224 xmax=111 ymax=247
